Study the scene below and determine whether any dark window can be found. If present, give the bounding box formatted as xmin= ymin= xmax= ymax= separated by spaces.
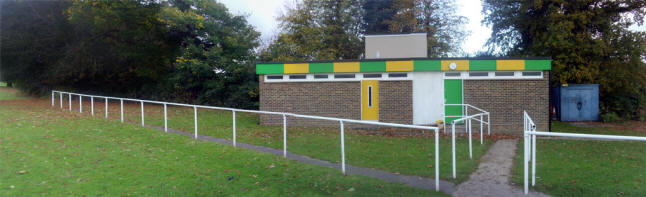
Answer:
xmin=444 ymin=72 xmax=460 ymax=77
xmin=368 ymin=86 xmax=372 ymax=107
xmin=334 ymin=74 xmax=355 ymax=79
xmin=495 ymin=72 xmax=514 ymax=77
xmin=267 ymin=75 xmax=283 ymax=80
xmin=469 ymin=72 xmax=488 ymax=77
xmin=314 ymin=74 xmax=328 ymax=79
xmin=289 ymin=75 xmax=306 ymax=79
xmin=363 ymin=74 xmax=382 ymax=78
xmin=388 ymin=73 xmax=407 ymax=78
xmin=522 ymin=72 xmax=542 ymax=77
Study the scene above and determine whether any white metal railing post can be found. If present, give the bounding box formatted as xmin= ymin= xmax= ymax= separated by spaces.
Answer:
xmin=434 ymin=127 xmax=439 ymax=192
xmin=68 ymin=93 xmax=71 ymax=111
xmin=91 ymin=97 xmax=94 ymax=116
xmin=487 ymin=113 xmax=491 ymax=135
xmin=79 ymin=95 xmax=82 ymax=113
xmin=468 ymin=118 xmax=472 ymax=159
xmin=51 ymin=91 xmax=54 ymax=106
xmin=480 ymin=114 xmax=483 ymax=144
xmin=140 ymin=101 xmax=144 ymax=126
xmin=452 ymin=122 xmax=456 ymax=179
xmin=105 ymin=98 xmax=108 ymax=118
xmin=340 ymin=120 xmax=346 ymax=175
xmin=163 ymin=103 xmax=167 ymax=132
xmin=193 ymin=106 xmax=198 ymax=139
xmin=232 ymin=110 xmax=236 ymax=147
xmin=120 ymin=99 xmax=124 ymax=122
xmin=524 ymin=128 xmax=529 ymax=194
xmin=59 ymin=93 xmax=62 ymax=108
xmin=283 ymin=114 xmax=287 ymax=158
xmin=531 ymin=127 xmax=536 ymax=186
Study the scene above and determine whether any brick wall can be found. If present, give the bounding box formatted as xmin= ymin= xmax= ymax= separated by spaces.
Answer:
xmin=463 ymin=71 xmax=550 ymax=133
xmin=379 ymin=81 xmax=413 ymax=124
xmin=259 ymin=77 xmax=413 ymax=126
xmin=259 ymin=76 xmax=361 ymax=126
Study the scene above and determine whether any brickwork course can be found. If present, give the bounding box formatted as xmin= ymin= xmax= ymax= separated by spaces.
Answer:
xmin=464 ymin=71 xmax=550 ymax=133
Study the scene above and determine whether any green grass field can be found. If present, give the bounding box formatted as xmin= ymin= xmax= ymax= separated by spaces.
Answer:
xmin=0 ymin=87 xmax=24 ymax=100
xmin=512 ymin=121 xmax=646 ymax=196
xmin=0 ymin=91 xmax=450 ymax=196
xmin=72 ymin=97 xmax=491 ymax=183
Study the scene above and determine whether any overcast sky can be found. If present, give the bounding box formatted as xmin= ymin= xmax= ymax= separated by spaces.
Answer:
xmin=218 ymin=0 xmax=645 ymax=56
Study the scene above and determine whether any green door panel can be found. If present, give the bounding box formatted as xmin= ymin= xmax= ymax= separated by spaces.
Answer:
xmin=444 ymin=79 xmax=463 ymax=124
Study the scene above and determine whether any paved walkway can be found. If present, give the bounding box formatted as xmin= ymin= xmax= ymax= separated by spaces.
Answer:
xmin=453 ymin=139 xmax=550 ymax=197
xmin=147 ymin=125 xmax=456 ymax=194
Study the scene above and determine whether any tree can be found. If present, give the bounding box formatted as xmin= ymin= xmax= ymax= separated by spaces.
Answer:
xmin=0 ymin=0 xmax=72 ymax=94
xmin=363 ymin=0 xmax=394 ymax=34
xmin=62 ymin=0 xmax=178 ymax=95
xmin=261 ymin=0 xmax=364 ymax=61
xmin=1 ymin=0 xmax=262 ymax=109
xmin=158 ymin=0 xmax=260 ymax=108
xmin=483 ymin=0 xmax=646 ymax=119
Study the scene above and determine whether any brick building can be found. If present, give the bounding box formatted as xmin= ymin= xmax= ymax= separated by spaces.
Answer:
xmin=256 ymin=33 xmax=550 ymax=133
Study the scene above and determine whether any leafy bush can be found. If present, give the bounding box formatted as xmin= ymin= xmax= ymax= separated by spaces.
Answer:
xmin=600 ymin=112 xmax=621 ymax=123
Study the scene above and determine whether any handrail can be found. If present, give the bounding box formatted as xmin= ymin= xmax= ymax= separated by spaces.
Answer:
xmin=443 ymin=103 xmax=491 ymax=136
xmin=448 ymin=111 xmax=488 ymax=179
xmin=51 ymin=90 xmax=442 ymax=191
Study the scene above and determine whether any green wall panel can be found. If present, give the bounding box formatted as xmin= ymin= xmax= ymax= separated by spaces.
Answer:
xmin=309 ymin=62 xmax=334 ymax=73
xmin=360 ymin=61 xmax=386 ymax=72
xmin=469 ymin=60 xmax=496 ymax=71
xmin=256 ymin=64 xmax=284 ymax=74
xmin=444 ymin=79 xmax=463 ymax=123
xmin=414 ymin=60 xmax=441 ymax=71
xmin=525 ymin=60 xmax=551 ymax=70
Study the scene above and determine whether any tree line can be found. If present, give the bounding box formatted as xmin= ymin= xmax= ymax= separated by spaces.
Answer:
xmin=2 ymin=0 xmax=645 ymax=120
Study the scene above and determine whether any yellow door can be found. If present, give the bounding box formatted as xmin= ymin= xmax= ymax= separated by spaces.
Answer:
xmin=361 ymin=80 xmax=379 ymax=121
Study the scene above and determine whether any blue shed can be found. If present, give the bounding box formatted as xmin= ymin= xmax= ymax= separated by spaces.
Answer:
xmin=552 ymin=84 xmax=599 ymax=121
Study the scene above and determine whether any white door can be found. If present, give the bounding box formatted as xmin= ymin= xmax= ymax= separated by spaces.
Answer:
xmin=412 ymin=72 xmax=444 ymax=125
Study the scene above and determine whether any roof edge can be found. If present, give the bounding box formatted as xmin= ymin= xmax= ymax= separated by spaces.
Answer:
xmin=257 ymin=57 xmax=552 ymax=65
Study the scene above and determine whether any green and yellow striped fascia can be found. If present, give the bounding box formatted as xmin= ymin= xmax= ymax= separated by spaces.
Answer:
xmin=256 ymin=59 xmax=551 ymax=74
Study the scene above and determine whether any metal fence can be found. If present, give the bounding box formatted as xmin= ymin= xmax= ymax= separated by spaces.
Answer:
xmin=522 ymin=111 xmax=646 ymax=194
xmin=51 ymin=90 xmax=442 ymax=191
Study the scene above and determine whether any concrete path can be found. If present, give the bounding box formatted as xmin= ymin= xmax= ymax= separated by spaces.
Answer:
xmin=453 ymin=139 xmax=549 ymax=197
xmin=147 ymin=125 xmax=456 ymax=194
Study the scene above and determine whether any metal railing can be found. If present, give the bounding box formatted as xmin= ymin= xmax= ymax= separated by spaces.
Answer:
xmin=443 ymin=103 xmax=490 ymax=135
xmin=51 ymin=90 xmax=442 ymax=191
xmin=449 ymin=112 xmax=488 ymax=179
xmin=522 ymin=111 xmax=646 ymax=194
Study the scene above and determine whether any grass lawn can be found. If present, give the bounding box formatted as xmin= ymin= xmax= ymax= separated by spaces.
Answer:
xmin=0 ymin=94 xmax=449 ymax=196
xmin=0 ymin=82 xmax=6 ymax=86
xmin=59 ymin=95 xmax=492 ymax=183
xmin=512 ymin=121 xmax=646 ymax=196
xmin=0 ymin=87 xmax=26 ymax=100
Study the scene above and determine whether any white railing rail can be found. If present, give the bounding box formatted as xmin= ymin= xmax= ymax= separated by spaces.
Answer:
xmin=449 ymin=112 xmax=487 ymax=179
xmin=522 ymin=111 xmax=646 ymax=194
xmin=444 ymin=103 xmax=491 ymax=135
xmin=51 ymin=90 xmax=442 ymax=191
